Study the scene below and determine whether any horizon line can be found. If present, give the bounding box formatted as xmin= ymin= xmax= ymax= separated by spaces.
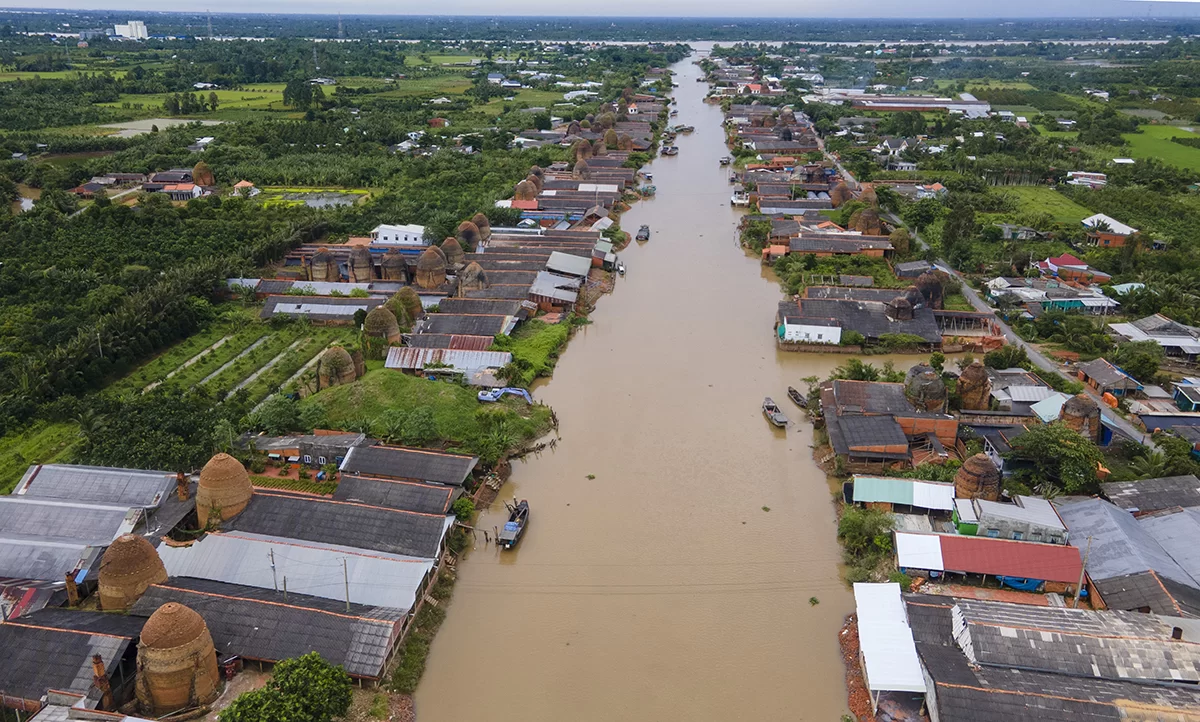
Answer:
xmin=2 ymin=8 xmax=1200 ymax=19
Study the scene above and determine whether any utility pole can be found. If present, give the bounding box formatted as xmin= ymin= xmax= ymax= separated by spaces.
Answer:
xmin=269 ymin=548 xmax=278 ymax=592
xmin=343 ymin=558 xmax=350 ymax=612
xmin=1073 ymin=535 xmax=1093 ymax=608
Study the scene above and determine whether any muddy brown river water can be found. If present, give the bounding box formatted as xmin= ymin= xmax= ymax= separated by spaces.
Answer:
xmin=416 ymin=52 xmax=863 ymax=721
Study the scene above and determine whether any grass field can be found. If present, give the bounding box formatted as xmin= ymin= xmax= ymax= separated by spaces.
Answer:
xmin=482 ymin=88 xmax=568 ymax=115
xmin=999 ymin=186 xmax=1093 ymax=224
xmin=373 ymin=76 xmax=473 ymax=97
xmin=0 ymin=69 xmax=128 ymax=82
xmin=0 ymin=422 xmax=81 ymax=494
xmin=99 ymin=85 xmax=292 ymax=112
xmin=300 ymin=368 xmax=552 ymax=450
xmin=405 ymin=54 xmax=480 ymax=67
xmin=1121 ymin=125 xmax=1200 ymax=172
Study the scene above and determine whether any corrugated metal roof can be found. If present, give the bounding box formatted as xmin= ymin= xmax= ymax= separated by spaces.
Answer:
xmin=940 ymin=533 xmax=1082 ymax=583
xmin=896 ymin=531 xmax=1083 ymax=583
xmin=0 ymin=498 xmax=140 ymax=544
xmin=1006 ymin=385 xmax=1060 ymax=403
xmin=851 ymin=476 xmax=954 ymax=511
xmin=1059 ymin=498 xmax=1196 ymax=585
xmin=385 ymin=347 xmax=512 ymax=372
xmin=853 ymin=583 xmax=926 ymax=693
xmin=157 ymin=531 xmax=438 ymax=611
xmin=15 ymin=464 xmax=175 ymax=508
xmin=546 ymin=251 xmax=593 ymax=277
xmin=974 ymin=496 xmax=1065 ymax=531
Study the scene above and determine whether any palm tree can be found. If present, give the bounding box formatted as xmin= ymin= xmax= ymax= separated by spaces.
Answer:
xmin=1130 ymin=451 xmax=1170 ymax=479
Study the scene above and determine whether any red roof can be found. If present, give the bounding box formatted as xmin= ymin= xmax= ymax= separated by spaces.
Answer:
xmin=939 ymin=535 xmax=1082 ymax=584
xmin=1048 ymin=253 xmax=1086 ymax=267
xmin=511 ymin=199 xmax=539 ymax=210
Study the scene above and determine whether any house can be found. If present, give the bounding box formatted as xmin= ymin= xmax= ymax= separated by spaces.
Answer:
xmin=429 ymin=118 xmax=450 ymax=128
xmin=1109 ymin=314 xmax=1200 ymax=362
xmin=1082 ymin=212 xmax=1138 ymax=248
xmin=384 ymin=347 xmax=512 ymax=386
xmin=370 ymin=223 xmax=427 ymax=246
xmin=994 ymin=223 xmax=1041 ymax=240
xmin=240 ymin=432 xmax=368 ymax=468
xmin=914 ymin=182 xmax=946 ymax=199
xmin=339 ymin=445 xmax=478 ymax=487
xmin=849 ymin=475 xmax=955 ymax=514
xmin=893 ymin=260 xmax=933 ymax=278
xmin=904 ymin=594 xmax=1200 ymax=721
xmin=486 ymin=72 xmax=504 ymax=84
xmin=0 ymin=609 xmax=144 ymax=712
xmin=966 ymin=496 xmax=1068 ymax=544
xmin=133 ymin=578 xmax=407 ymax=682
xmin=819 ymin=379 xmax=959 ymax=469
xmin=1101 ymin=474 xmax=1200 ymax=515
xmin=1034 ymin=253 xmax=1113 ymax=285
xmin=893 ymin=531 xmax=1082 ymax=592
xmin=1176 ymin=384 xmax=1200 ymax=412
xmin=1067 ymin=170 xmax=1107 ymax=188
xmin=1058 ymin=498 xmax=1200 ymax=616
xmin=232 ymin=179 xmax=260 ymax=197
xmin=159 ymin=183 xmax=203 ymax=201
xmin=1077 ymin=357 xmax=1141 ymax=397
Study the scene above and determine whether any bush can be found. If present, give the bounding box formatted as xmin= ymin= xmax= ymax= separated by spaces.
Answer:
xmin=451 ymin=496 xmax=475 ymax=521
xmin=222 ymin=652 xmax=351 ymax=722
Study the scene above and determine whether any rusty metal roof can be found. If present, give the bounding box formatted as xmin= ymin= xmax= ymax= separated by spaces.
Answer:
xmin=384 ymin=347 xmax=511 ymax=372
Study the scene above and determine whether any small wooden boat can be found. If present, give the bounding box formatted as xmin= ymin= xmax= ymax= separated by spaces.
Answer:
xmin=662 ymin=146 xmax=679 ymax=156
xmin=787 ymin=386 xmax=808 ymax=408
xmin=763 ymin=398 xmax=788 ymax=427
xmin=617 ymin=262 xmax=626 ymax=276
xmin=719 ymin=156 xmax=731 ymax=166
xmin=636 ymin=225 xmax=650 ymax=241
xmin=498 ymin=499 xmax=529 ymax=549
xmin=676 ymin=125 xmax=695 ymax=134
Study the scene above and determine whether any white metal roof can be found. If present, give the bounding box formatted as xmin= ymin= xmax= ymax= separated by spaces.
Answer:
xmin=955 ymin=498 xmax=978 ymax=524
xmin=912 ymin=481 xmax=955 ymax=511
xmin=1082 ymin=213 xmax=1137 ymax=236
xmin=384 ymin=347 xmax=512 ymax=372
xmin=895 ymin=531 xmax=945 ymax=571
xmin=1007 ymin=385 xmax=1059 ymax=403
xmin=974 ymin=497 xmax=1066 ymax=531
xmin=157 ymin=530 xmax=443 ymax=612
xmin=1030 ymin=392 xmax=1071 ymax=423
xmin=853 ymin=583 xmax=927 ymax=693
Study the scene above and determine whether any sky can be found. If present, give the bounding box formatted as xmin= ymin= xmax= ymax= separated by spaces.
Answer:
xmin=13 ymin=0 xmax=1200 ymax=17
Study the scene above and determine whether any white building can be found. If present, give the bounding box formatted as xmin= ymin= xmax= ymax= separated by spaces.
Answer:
xmin=370 ymin=224 xmax=427 ymax=246
xmin=778 ymin=320 xmax=841 ymax=345
xmin=113 ymin=20 xmax=147 ymax=39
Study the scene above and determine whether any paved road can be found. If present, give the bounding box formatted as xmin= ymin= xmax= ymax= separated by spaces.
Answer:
xmin=820 ymin=142 xmax=1151 ymax=445
xmin=883 ymin=210 xmax=1153 ymax=448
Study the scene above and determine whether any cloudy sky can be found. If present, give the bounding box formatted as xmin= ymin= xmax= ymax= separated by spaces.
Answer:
xmin=22 ymin=0 xmax=1200 ymax=17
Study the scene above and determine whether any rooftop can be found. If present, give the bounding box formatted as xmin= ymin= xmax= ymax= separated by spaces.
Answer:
xmin=333 ymin=474 xmax=460 ymax=515
xmin=851 ymin=475 xmax=954 ymax=511
xmin=0 ymin=611 xmax=137 ymax=702
xmin=132 ymin=578 xmax=405 ymax=679
xmin=156 ymin=531 xmax=435 ymax=611
xmin=894 ymin=531 xmax=1082 ymax=583
xmin=340 ymin=445 xmax=478 ymax=486
xmin=224 ymin=491 xmax=451 ymax=559
xmin=1102 ymin=474 xmax=1200 ymax=515
xmin=14 ymin=465 xmax=175 ymax=508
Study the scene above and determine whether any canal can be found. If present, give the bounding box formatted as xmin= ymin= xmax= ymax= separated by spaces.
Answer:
xmin=416 ymin=51 xmax=858 ymax=720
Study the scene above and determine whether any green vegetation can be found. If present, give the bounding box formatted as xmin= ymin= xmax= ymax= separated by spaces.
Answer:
xmin=1121 ymin=125 xmax=1200 ymax=172
xmin=391 ymin=570 xmax=456 ymax=694
xmin=221 ymin=652 xmax=352 ymax=722
xmin=492 ymin=318 xmax=572 ymax=386
xmin=837 ymin=506 xmax=896 ymax=584
xmin=998 ymin=186 xmax=1092 ymax=224
xmin=1006 ymin=422 xmax=1104 ymax=494
xmin=0 ymin=421 xmax=81 ymax=493
xmin=299 ymin=369 xmax=551 ymax=461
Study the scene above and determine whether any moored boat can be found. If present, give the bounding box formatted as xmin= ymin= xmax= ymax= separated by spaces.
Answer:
xmin=787 ymin=386 xmax=808 ymax=408
xmin=499 ymin=499 xmax=529 ymax=549
xmin=763 ymin=397 xmax=788 ymax=427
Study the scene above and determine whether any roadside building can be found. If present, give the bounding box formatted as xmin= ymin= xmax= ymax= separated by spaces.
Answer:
xmin=1082 ymin=213 xmax=1138 ymax=248
xmin=1101 ymin=475 xmax=1200 ymax=515
xmin=1058 ymin=498 xmax=1200 ymax=616
xmin=1109 ymin=314 xmax=1200 ymax=363
xmin=1077 ymin=357 xmax=1142 ymax=397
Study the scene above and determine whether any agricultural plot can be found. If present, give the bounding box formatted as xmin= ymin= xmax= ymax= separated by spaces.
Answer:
xmin=0 ymin=422 xmax=81 ymax=493
xmin=98 ymin=85 xmax=293 ymax=113
xmin=1121 ymin=125 xmax=1200 ymax=172
xmin=998 ymin=186 xmax=1093 ymax=224
xmin=373 ymin=76 xmax=474 ymax=97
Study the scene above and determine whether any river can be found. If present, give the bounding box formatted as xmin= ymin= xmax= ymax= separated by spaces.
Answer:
xmin=416 ymin=51 xmax=861 ymax=721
